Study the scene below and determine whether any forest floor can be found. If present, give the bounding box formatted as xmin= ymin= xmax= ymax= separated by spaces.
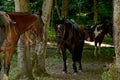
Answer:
xmin=45 ymin=41 xmax=114 ymax=80
xmin=0 ymin=41 xmax=114 ymax=80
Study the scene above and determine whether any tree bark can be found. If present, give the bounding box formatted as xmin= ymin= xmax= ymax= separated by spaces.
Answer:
xmin=39 ymin=0 xmax=53 ymax=73
xmin=14 ymin=0 xmax=30 ymax=12
xmin=93 ymin=0 xmax=98 ymax=24
xmin=61 ymin=0 xmax=69 ymax=19
xmin=113 ymin=0 xmax=120 ymax=79
xmin=14 ymin=0 xmax=33 ymax=80
xmin=55 ymin=0 xmax=61 ymax=19
xmin=14 ymin=0 xmax=53 ymax=79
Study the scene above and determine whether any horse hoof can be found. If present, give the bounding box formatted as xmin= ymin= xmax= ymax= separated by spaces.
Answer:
xmin=78 ymin=70 xmax=82 ymax=73
xmin=73 ymin=72 xmax=77 ymax=75
xmin=2 ymin=74 xmax=8 ymax=80
xmin=62 ymin=71 xmax=66 ymax=74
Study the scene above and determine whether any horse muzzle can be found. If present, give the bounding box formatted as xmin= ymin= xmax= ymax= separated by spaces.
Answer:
xmin=56 ymin=36 xmax=63 ymax=45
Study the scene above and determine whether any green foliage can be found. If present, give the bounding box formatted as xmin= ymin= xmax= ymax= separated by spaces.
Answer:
xmin=103 ymin=35 xmax=113 ymax=45
xmin=0 ymin=0 xmax=112 ymax=25
xmin=48 ymin=27 xmax=56 ymax=41
xmin=29 ymin=0 xmax=43 ymax=14
xmin=101 ymin=62 xmax=120 ymax=80
xmin=98 ymin=0 xmax=113 ymax=24
xmin=102 ymin=70 xmax=111 ymax=80
xmin=0 ymin=0 xmax=15 ymax=11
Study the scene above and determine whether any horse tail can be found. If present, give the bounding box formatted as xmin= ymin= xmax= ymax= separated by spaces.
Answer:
xmin=0 ymin=27 xmax=6 ymax=48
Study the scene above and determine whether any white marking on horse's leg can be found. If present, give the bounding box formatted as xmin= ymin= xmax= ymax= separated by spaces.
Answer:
xmin=87 ymin=37 xmax=90 ymax=41
xmin=94 ymin=46 xmax=97 ymax=56
xmin=78 ymin=70 xmax=82 ymax=73
xmin=62 ymin=71 xmax=66 ymax=75
xmin=98 ymin=45 xmax=101 ymax=54
xmin=57 ymin=24 xmax=61 ymax=28
xmin=2 ymin=74 xmax=8 ymax=80
xmin=73 ymin=72 xmax=77 ymax=75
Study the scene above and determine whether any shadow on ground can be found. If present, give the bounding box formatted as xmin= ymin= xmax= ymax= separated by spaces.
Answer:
xmin=46 ymin=42 xmax=114 ymax=80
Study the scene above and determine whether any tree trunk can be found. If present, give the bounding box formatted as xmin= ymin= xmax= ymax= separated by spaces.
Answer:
xmin=38 ymin=0 xmax=53 ymax=73
xmin=113 ymin=0 xmax=120 ymax=79
xmin=14 ymin=0 xmax=30 ymax=12
xmin=61 ymin=0 xmax=69 ymax=19
xmin=14 ymin=0 xmax=53 ymax=79
xmin=55 ymin=0 xmax=61 ymax=19
xmin=93 ymin=0 xmax=98 ymax=24
xmin=14 ymin=0 xmax=33 ymax=80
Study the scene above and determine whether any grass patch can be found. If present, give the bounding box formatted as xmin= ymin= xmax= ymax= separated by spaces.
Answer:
xmin=48 ymin=27 xmax=56 ymax=41
xmin=101 ymin=62 xmax=120 ymax=80
xmin=103 ymin=34 xmax=113 ymax=45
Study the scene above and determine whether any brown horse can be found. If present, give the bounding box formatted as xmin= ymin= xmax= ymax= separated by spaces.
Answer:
xmin=81 ymin=25 xmax=95 ymax=41
xmin=0 ymin=12 xmax=44 ymax=79
xmin=83 ymin=24 xmax=113 ymax=56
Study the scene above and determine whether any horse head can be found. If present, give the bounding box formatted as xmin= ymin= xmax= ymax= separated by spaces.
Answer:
xmin=84 ymin=25 xmax=95 ymax=41
xmin=55 ymin=19 xmax=77 ymax=45
xmin=55 ymin=20 xmax=66 ymax=45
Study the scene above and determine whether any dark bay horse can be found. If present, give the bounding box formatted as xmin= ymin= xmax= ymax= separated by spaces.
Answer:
xmin=81 ymin=25 xmax=95 ymax=41
xmin=55 ymin=19 xmax=84 ymax=74
xmin=0 ymin=12 xmax=44 ymax=79
xmin=84 ymin=24 xmax=113 ymax=56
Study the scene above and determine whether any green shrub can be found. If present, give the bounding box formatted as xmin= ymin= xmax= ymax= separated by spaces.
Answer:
xmin=102 ymin=70 xmax=111 ymax=80
xmin=48 ymin=27 xmax=56 ymax=41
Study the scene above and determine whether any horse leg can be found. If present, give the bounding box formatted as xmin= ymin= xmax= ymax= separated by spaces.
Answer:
xmin=94 ymin=41 xmax=97 ymax=56
xmin=3 ymin=46 xmax=15 ymax=80
xmin=98 ymin=41 xmax=102 ymax=54
xmin=98 ymin=44 xmax=101 ymax=54
xmin=78 ymin=60 xmax=82 ymax=73
xmin=78 ymin=51 xmax=82 ymax=72
xmin=72 ymin=51 xmax=77 ymax=73
xmin=62 ymin=49 xmax=67 ymax=73
xmin=72 ymin=60 xmax=77 ymax=73
xmin=94 ymin=46 xmax=97 ymax=56
xmin=0 ymin=52 xmax=2 ymax=71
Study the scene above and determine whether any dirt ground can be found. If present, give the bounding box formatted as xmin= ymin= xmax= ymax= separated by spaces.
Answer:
xmin=0 ymin=42 xmax=114 ymax=80
xmin=45 ymin=42 xmax=114 ymax=80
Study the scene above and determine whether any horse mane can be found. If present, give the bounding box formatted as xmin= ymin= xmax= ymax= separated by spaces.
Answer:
xmin=64 ymin=19 xmax=80 ymax=32
xmin=63 ymin=19 xmax=84 ymax=41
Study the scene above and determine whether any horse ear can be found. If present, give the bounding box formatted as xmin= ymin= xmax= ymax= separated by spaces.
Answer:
xmin=61 ymin=16 xmax=66 ymax=20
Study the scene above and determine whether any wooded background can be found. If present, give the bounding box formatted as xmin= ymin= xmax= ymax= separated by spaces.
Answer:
xmin=1 ymin=0 xmax=120 ymax=80
xmin=0 ymin=0 xmax=113 ymax=25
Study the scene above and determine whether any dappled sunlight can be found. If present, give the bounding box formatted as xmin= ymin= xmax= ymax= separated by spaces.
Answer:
xmin=47 ymin=41 xmax=114 ymax=48
xmin=47 ymin=42 xmax=57 ymax=48
xmin=85 ymin=41 xmax=114 ymax=47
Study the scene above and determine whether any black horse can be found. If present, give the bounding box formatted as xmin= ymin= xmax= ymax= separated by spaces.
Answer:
xmin=54 ymin=19 xmax=84 ymax=73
